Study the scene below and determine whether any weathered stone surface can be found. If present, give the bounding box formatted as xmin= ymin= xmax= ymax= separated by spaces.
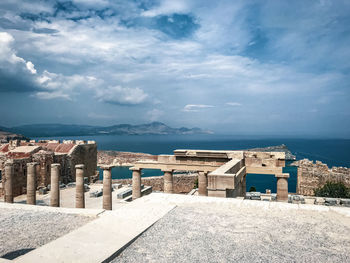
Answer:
xmin=325 ymin=198 xmax=338 ymax=206
xmin=0 ymin=140 xmax=97 ymax=198
xmin=117 ymin=188 xmax=132 ymax=199
xmin=112 ymin=174 xmax=197 ymax=194
xmin=292 ymin=159 xmax=350 ymax=196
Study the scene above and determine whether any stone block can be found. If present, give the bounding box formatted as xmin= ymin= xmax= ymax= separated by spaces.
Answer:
xmin=117 ymin=188 xmax=132 ymax=199
xmin=290 ymin=195 xmax=305 ymax=204
xmin=315 ymin=197 xmax=325 ymax=205
xmin=250 ymin=192 xmax=261 ymax=200
xmin=245 ymin=192 xmax=252 ymax=199
xmin=66 ymin=182 xmax=76 ymax=188
xmin=304 ymin=197 xmax=316 ymax=205
xmin=89 ymin=189 xmax=103 ymax=198
xmin=271 ymin=194 xmax=277 ymax=201
xmin=340 ymin=198 xmax=350 ymax=206
xmin=325 ymin=198 xmax=338 ymax=206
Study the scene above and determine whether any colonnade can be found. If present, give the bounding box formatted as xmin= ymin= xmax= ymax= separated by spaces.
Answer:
xmin=2 ymin=163 xmax=114 ymax=210
xmin=130 ymin=168 xmax=210 ymax=200
xmin=2 ymin=163 xmax=290 ymax=206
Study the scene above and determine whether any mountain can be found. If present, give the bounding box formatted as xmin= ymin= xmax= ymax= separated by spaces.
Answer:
xmin=6 ymin=122 xmax=213 ymax=137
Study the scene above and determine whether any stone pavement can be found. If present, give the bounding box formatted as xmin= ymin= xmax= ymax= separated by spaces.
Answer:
xmin=2 ymin=193 xmax=350 ymax=262
xmin=114 ymin=193 xmax=350 ymax=263
xmin=14 ymin=200 xmax=175 ymax=263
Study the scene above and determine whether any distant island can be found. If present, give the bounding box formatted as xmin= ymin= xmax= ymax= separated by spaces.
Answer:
xmin=0 ymin=127 xmax=28 ymax=142
xmin=0 ymin=122 xmax=213 ymax=137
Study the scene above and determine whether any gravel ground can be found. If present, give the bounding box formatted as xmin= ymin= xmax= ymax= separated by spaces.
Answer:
xmin=114 ymin=204 xmax=350 ymax=263
xmin=0 ymin=208 xmax=93 ymax=259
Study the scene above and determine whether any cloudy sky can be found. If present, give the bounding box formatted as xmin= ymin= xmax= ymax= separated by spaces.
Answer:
xmin=0 ymin=0 xmax=349 ymax=137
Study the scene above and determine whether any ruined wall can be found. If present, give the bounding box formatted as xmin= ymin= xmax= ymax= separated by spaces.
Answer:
xmin=112 ymin=174 xmax=198 ymax=194
xmin=54 ymin=154 xmax=70 ymax=184
xmin=32 ymin=150 xmax=54 ymax=187
xmin=0 ymin=158 xmax=31 ymax=197
xmin=293 ymin=159 xmax=350 ymax=196
xmin=69 ymin=143 xmax=97 ymax=182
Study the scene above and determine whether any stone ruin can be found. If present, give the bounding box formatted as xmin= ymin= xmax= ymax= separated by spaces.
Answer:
xmin=292 ymin=159 xmax=350 ymax=196
xmin=0 ymin=139 xmax=97 ymax=198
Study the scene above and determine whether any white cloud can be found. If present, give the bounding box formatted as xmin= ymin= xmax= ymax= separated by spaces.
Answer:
xmin=183 ymin=104 xmax=215 ymax=112
xmin=141 ymin=0 xmax=189 ymax=17
xmin=96 ymin=86 xmax=148 ymax=105
xmin=26 ymin=61 xmax=37 ymax=74
xmin=226 ymin=102 xmax=242 ymax=106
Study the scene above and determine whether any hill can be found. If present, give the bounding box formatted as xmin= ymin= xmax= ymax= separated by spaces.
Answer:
xmin=5 ymin=122 xmax=213 ymax=137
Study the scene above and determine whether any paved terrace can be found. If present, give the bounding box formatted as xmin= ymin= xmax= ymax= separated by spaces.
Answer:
xmin=1 ymin=193 xmax=350 ymax=262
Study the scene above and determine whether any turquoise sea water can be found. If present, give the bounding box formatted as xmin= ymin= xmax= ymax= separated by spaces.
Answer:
xmin=35 ymin=134 xmax=350 ymax=193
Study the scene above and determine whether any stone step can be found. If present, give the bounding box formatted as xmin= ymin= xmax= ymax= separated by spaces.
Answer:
xmin=15 ymin=201 xmax=175 ymax=263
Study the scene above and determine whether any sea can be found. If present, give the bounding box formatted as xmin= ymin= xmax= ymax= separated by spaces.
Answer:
xmin=34 ymin=134 xmax=350 ymax=193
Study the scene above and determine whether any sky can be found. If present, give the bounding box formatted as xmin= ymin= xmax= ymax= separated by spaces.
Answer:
xmin=0 ymin=0 xmax=349 ymax=137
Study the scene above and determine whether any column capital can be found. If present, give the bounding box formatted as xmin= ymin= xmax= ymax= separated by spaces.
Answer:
xmin=27 ymin=162 xmax=38 ymax=167
xmin=161 ymin=169 xmax=173 ymax=173
xmin=275 ymin=173 xmax=289 ymax=178
xmin=4 ymin=161 xmax=14 ymax=167
xmin=100 ymin=164 xmax=114 ymax=170
xmin=130 ymin=167 xmax=141 ymax=171
xmin=51 ymin=163 xmax=61 ymax=168
xmin=75 ymin=164 xmax=85 ymax=169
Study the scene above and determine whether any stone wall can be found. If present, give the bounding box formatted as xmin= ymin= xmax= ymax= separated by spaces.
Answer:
xmin=69 ymin=144 xmax=97 ymax=182
xmin=292 ymin=159 xmax=350 ymax=196
xmin=112 ymin=174 xmax=198 ymax=194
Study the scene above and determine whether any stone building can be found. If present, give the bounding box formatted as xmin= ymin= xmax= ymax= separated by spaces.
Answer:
xmin=0 ymin=139 xmax=97 ymax=198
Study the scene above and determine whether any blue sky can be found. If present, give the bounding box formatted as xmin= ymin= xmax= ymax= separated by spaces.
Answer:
xmin=0 ymin=0 xmax=349 ymax=137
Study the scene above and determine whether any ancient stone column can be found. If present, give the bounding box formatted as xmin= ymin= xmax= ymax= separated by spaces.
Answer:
xmin=4 ymin=162 xmax=14 ymax=203
xmin=131 ymin=168 xmax=142 ymax=200
xmin=50 ymin=163 xmax=61 ymax=207
xmin=75 ymin=164 xmax=85 ymax=208
xmin=275 ymin=173 xmax=289 ymax=202
xmin=163 ymin=169 xmax=174 ymax=194
xmin=27 ymin=162 xmax=38 ymax=205
xmin=102 ymin=166 xmax=112 ymax=210
xmin=198 ymin=171 xmax=208 ymax=196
